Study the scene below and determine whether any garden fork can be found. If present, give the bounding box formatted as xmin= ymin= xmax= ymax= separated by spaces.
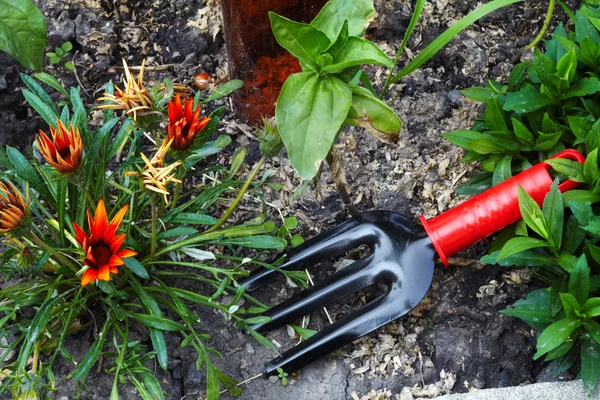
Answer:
xmin=241 ymin=149 xmax=585 ymax=375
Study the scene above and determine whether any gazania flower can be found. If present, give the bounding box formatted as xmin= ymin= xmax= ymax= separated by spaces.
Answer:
xmin=97 ymin=59 xmax=153 ymax=121
xmin=141 ymin=139 xmax=182 ymax=204
xmin=167 ymin=94 xmax=211 ymax=151
xmin=0 ymin=180 xmax=29 ymax=234
xmin=36 ymin=121 xmax=83 ymax=174
xmin=73 ymin=199 xmax=137 ymax=286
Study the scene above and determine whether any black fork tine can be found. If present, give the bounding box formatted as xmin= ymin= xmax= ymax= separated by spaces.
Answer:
xmin=242 ymin=216 xmax=377 ymax=291
xmin=261 ymin=281 xmax=410 ymax=376
xmin=249 ymin=254 xmax=376 ymax=333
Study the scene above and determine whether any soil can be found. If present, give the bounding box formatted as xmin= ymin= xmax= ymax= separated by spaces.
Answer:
xmin=0 ymin=0 xmax=581 ymax=399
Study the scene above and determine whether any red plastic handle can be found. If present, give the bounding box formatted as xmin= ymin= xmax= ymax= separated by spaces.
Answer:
xmin=419 ymin=149 xmax=585 ymax=266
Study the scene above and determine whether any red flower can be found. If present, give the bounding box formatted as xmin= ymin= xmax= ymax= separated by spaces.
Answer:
xmin=36 ymin=121 xmax=83 ymax=175
xmin=167 ymin=94 xmax=211 ymax=151
xmin=73 ymin=199 xmax=137 ymax=286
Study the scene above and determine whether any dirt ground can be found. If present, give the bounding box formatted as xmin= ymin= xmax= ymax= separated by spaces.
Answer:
xmin=0 ymin=0 xmax=581 ymax=399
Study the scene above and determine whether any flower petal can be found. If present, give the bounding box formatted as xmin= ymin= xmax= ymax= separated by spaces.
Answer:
xmin=116 ymin=249 xmax=138 ymax=258
xmin=110 ymin=234 xmax=127 ymax=252
xmin=98 ymin=265 xmax=111 ymax=281
xmin=105 ymin=205 xmax=129 ymax=242
xmin=81 ymin=269 xmax=98 ymax=286
xmin=108 ymin=254 xmax=125 ymax=267
xmin=94 ymin=199 xmax=108 ymax=238
xmin=73 ymin=222 xmax=88 ymax=246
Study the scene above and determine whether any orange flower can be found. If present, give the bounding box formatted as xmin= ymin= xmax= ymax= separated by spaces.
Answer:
xmin=0 ymin=181 xmax=29 ymax=234
xmin=73 ymin=199 xmax=137 ymax=286
xmin=167 ymin=94 xmax=211 ymax=151
xmin=36 ymin=121 xmax=83 ymax=174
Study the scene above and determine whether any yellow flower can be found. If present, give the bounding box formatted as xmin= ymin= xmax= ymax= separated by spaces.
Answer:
xmin=97 ymin=59 xmax=153 ymax=121
xmin=127 ymin=138 xmax=182 ymax=204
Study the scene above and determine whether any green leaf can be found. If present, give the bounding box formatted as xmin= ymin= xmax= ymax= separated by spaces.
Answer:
xmin=246 ymin=326 xmax=279 ymax=352
xmin=325 ymin=20 xmax=349 ymax=59
xmin=533 ymin=131 xmax=563 ymax=152
xmin=276 ymin=72 xmax=352 ymax=179
xmin=583 ymin=298 xmax=600 ymax=318
xmin=346 ymin=84 xmax=401 ymax=143
xmin=497 ymin=237 xmax=548 ymax=261
xmin=7 ymin=146 xmax=51 ymax=201
xmin=545 ymin=159 xmax=585 ymax=182
xmin=585 ymin=320 xmax=600 ymax=346
xmin=205 ymin=362 xmax=220 ymax=400
xmin=569 ymin=255 xmax=590 ymax=305
xmin=141 ymin=373 xmax=165 ymax=400
xmin=128 ymin=312 xmax=185 ymax=331
xmin=503 ymin=84 xmax=555 ymax=113
xmin=21 ymin=73 xmax=58 ymax=116
xmin=542 ymin=180 xmax=564 ymax=250
xmin=310 ymin=0 xmax=375 ymax=41
xmin=16 ymin=290 xmax=72 ymax=373
xmin=289 ymin=324 xmax=318 ymax=340
xmin=481 ymin=249 xmax=558 ymax=268
xmin=123 ymin=257 xmax=149 ymax=279
xmin=552 ymin=345 xmax=579 ymax=377
xmin=72 ymin=320 xmax=111 ymax=381
xmin=201 ymin=80 xmax=243 ymax=103
xmin=534 ymin=317 xmax=582 ymax=359
xmin=556 ymin=49 xmax=577 ymax=82
xmin=507 ymin=61 xmax=530 ymax=91
xmin=560 ymin=292 xmax=581 ymax=319
xmin=585 ymin=148 xmax=600 ymax=184
xmin=269 ymin=12 xmax=330 ymax=68
xmin=581 ymin=338 xmax=600 ymax=394
xmin=217 ymin=235 xmax=287 ymax=250
xmin=460 ymin=87 xmax=494 ymax=103
xmin=22 ymin=88 xmax=59 ymax=127
xmin=389 ymin=0 xmax=523 ymax=82
xmin=0 ymin=0 xmax=47 ymax=71
xmin=511 ymin=117 xmax=535 ymax=145
xmin=441 ymin=130 xmax=485 ymax=150
xmin=564 ymin=190 xmax=600 ymax=206
xmin=323 ymin=36 xmax=392 ymax=74
xmin=518 ymin=185 xmax=548 ymax=239
xmin=171 ymin=213 xmax=218 ymax=225
xmin=34 ymin=71 xmax=70 ymax=98
xmin=469 ymin=138 xmax=504 ymax=154
xmin=485 ymin=95 xmax=508 ymax=131
xmin=492 ymin=155 xmax=512 ymax=186
xmin=568 ymin=115 xmax=593 ymax=142
xmin=576 ymin=11 xmax=600 ymax=43
xmin=563 ymin=77 xmax=600 ymax=99
xmin=545 ymin=337 xmax=576 ymax=361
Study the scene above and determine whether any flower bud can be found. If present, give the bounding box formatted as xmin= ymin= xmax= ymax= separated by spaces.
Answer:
xmin=17 ymin=247 xmax=35 ymax=272
xmin=256 ymin=117 xmax=284 ymax=158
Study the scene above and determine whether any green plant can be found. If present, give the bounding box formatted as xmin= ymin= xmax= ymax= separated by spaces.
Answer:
xmin=276 ymin=367 xmax=288 ymax=386
xmin=0 ymin=64 xmax=304 ymax=399
xmin=271 ymin=0 xmax=522 ymax=184
xmin=46 ymin=41 xmax=75 ymax=71
xmin=443 ymin=2 xmax=600 ymax=394
xmin=0 ymin=0 xmax=47 ymax=71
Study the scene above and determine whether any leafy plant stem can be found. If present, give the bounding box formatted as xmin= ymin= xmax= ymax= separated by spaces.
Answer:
xmin=525 ymin=0 xmax=555 ymax=49
xmin=326 ymin=148 xmax=359 ymax=216
xmin=380 ymin=0 xmax=426 ymax=98
xmin=31 ymin=337 xmax=41 ymax=374
xmin=151 ymin=196 xmax=157 ymax=259
xmin=205 ymin=157 xmax=265 ymax=233
xmin=27 ymin=231 xmax=79 ymax=273
xmin=170 ymin=165 xmax=185 ymax=211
